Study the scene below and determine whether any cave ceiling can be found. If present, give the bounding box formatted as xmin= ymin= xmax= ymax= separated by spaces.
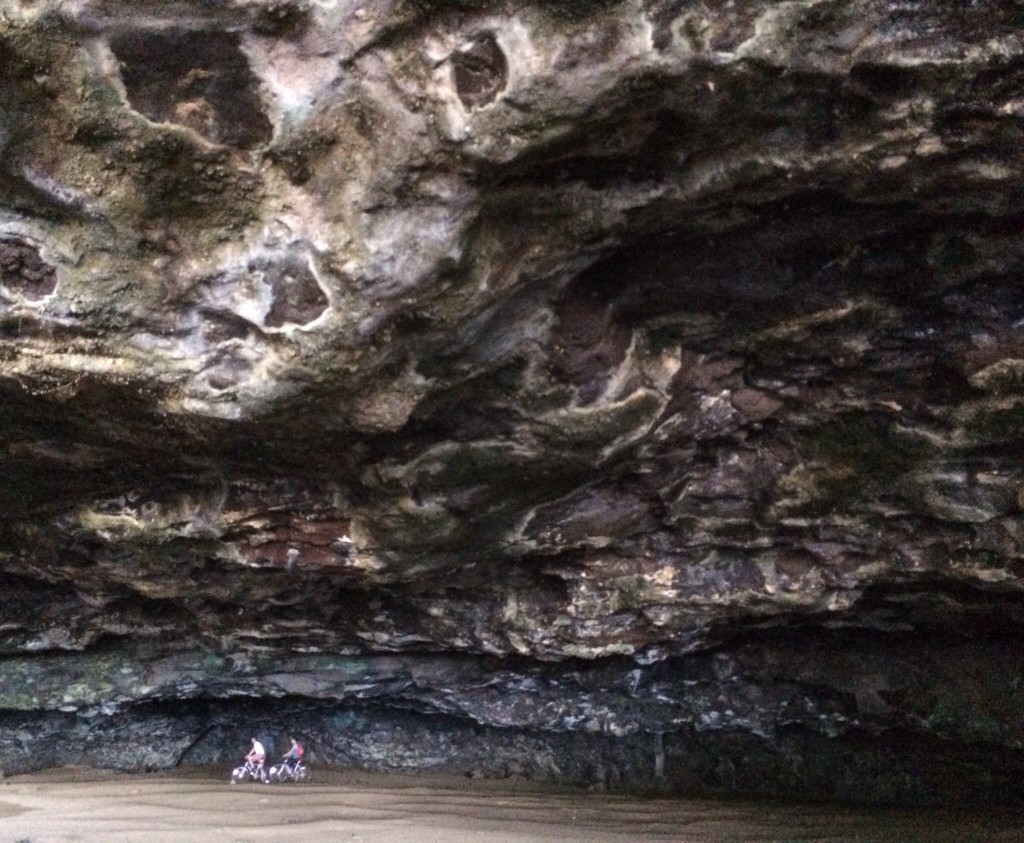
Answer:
xmin=1 ymin=0 xmax=1023 ymax=802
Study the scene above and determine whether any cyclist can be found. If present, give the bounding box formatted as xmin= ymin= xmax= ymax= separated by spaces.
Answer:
xmin=283 ymin=737 xmax=303 ymax=772
xmin=246 ymin=737 xmax=266 ymax=772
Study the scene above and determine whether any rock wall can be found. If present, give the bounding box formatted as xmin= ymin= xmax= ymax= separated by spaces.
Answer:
xmin=1 ymin=0 xmax=1023 ymax=804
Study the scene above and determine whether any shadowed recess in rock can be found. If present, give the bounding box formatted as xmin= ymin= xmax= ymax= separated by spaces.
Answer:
xmin=452 ymin=34 xmax=508 ymax=109
xmin=250 ymin=1 xmax=311 ymax=37
xmin=255 ymin=254 xmax=330 ymax=328
xmin=550 ymin=281 xmax=632 ymax=405
xmin=110 ymin=29 xmax=273 ymax=149
xmin=0 ymin=239 xmax=57 ymax=301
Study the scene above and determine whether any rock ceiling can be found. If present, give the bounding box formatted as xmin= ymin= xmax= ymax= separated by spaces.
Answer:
xmin=1 ymin=0 xmax=1023 ymax=803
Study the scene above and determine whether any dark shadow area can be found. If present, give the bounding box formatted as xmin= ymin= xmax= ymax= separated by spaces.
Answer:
xmin=664 ymin=724 xmax=1024 ymax=806
xmin=0 ymin=238 xmax=57 ymax=300
xmin=110 ymin=29 xmax=273 ymax=149
xmin=255 ymin=254 xmax=329 ymax=328
xmin=452 ymin=33 xmax=508 ymax=109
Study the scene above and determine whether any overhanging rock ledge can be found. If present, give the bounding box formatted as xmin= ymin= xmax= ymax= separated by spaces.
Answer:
xmin=1 ymin=0 xmax=1024 ymax=804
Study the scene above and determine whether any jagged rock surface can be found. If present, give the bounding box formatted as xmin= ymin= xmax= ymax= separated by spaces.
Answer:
xmin=1 ymin=0 xmax=1024 ymax=804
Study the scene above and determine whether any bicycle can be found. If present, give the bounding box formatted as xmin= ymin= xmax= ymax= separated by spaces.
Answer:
xmin=230 ymin=757 xmax=268 ymax=784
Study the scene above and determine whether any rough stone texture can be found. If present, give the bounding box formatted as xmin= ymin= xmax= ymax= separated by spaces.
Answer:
xmin=1 ymin=0 xmax=1024 ymax=805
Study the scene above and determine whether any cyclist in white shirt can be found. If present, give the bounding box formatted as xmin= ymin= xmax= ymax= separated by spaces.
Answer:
xmin=246 ymin=737 xmax=266 ymax=769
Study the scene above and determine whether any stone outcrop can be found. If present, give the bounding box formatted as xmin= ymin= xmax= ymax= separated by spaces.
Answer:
xmin=1 ymin=0 xmax=1023 ymax=804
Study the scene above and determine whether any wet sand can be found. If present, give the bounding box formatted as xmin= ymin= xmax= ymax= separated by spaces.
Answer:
xmin=0 ymin=768 xmax=1019 ymax=843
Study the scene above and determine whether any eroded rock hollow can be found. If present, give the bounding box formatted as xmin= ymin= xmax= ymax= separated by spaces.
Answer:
xmin=2 ymin=0 xmax=1023 ymax=805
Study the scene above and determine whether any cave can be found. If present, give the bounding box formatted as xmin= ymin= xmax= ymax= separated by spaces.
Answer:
xmin=1 ymin=0 xmax=1024 ymax=824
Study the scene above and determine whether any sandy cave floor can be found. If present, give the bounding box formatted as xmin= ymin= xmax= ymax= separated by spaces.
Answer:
xmin=0 ymin=768 xmax=1020 ymax=843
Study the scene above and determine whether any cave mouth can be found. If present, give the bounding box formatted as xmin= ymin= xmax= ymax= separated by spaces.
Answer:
xmin=110 ymin=29 xmax=273 ymax=150
xmin=3 ymin=0 xmax=1024 ymax=817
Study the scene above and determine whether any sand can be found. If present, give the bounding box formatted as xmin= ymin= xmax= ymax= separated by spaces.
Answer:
xmin=0 ymin=768 xmax=1019 ymax=843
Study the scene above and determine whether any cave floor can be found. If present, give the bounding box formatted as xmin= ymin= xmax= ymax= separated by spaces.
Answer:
xmin=0 ymin=769 xmax=1019 ymax=842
